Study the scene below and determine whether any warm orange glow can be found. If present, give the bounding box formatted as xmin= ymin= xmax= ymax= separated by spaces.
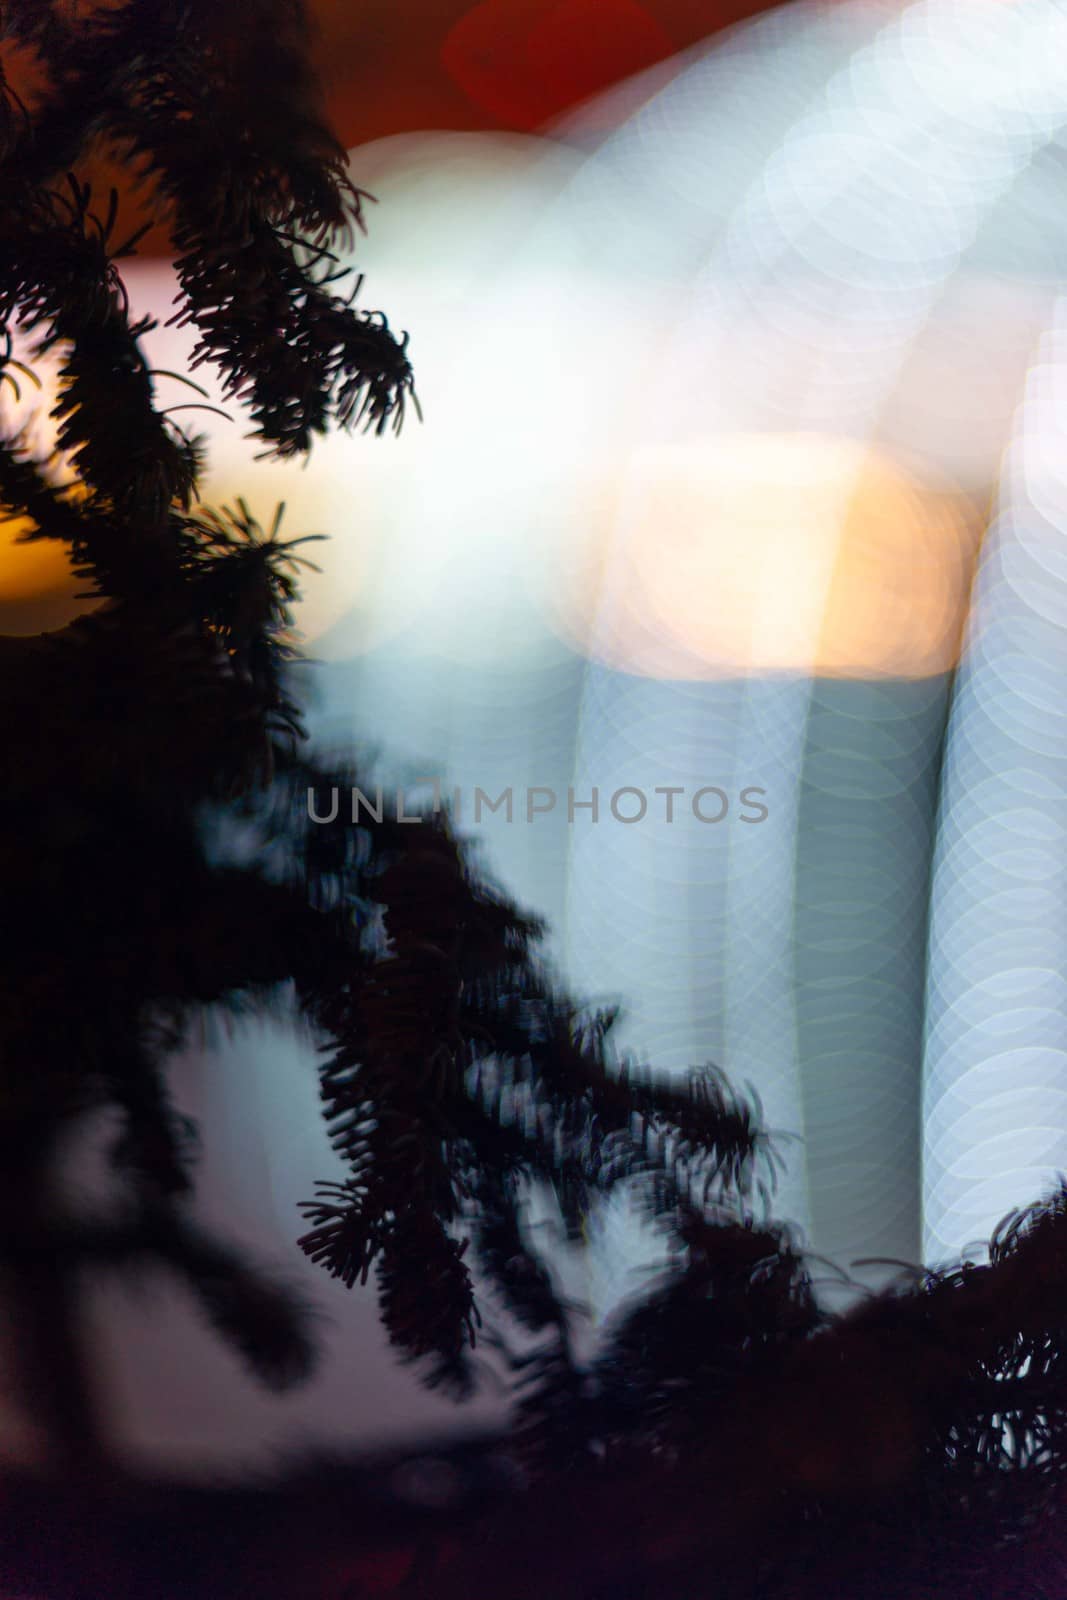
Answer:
xmin=0 ymin=515 xmax=93 ymax=635
xmin=553 ymin=436 xmax=983 ymax=679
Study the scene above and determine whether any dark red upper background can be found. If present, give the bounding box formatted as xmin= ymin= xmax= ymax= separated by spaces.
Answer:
xmin=319 ymin=0 xmax=773 ymax=143
xmin=6 ymin=0 xmax=779 ymax=254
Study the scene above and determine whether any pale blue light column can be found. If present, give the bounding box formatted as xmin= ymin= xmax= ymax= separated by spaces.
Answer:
xmin=923 ymin=315 xmax=1067 ymax=1263
xmin=561 ymin=667 xmax=813 ymax=1284
xmin=794 ymin=676 xmax=950 ymax=1283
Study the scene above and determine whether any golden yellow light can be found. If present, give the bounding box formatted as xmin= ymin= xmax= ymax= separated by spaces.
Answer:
xmin=553 ymin=435 xmax=983 ymax=680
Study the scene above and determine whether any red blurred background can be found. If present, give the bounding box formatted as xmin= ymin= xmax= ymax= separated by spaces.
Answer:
xmin=318 ymin=0 xmax=772 ymax=141
xmin=6 ymin=0 xmax=778 ymax=255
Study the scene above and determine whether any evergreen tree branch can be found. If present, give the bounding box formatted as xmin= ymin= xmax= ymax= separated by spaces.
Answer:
xmin=11 ymin=1204 xmax=317 ymax=1390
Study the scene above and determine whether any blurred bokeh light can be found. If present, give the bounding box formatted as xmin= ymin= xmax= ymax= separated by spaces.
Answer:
xmin=7 ymin=0 xmax=1067 ymax=1466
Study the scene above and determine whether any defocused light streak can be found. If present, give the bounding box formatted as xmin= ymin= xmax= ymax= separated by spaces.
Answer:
xmin=924 ymin=302 xmax=1067 ymax=1262
xmin=36 ymin=0 xmax=1067 ymax=1459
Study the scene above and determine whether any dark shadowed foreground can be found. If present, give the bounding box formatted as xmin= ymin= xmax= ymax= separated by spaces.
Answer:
xmin=2 ymin=1423 xmax=1067 ymax=1600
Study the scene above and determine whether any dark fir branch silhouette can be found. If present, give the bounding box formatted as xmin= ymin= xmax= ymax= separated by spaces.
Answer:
xmin=0 ymin=0 xmax=767 ymax=1470
xmin=4 ymin=4 xmax=1067 ymax=1596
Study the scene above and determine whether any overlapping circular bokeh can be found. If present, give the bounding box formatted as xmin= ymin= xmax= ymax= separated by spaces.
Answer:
xmin=924 ymin=314 xmax=1067 ymax=1264
xmin=67 ymin=0 xmax=1067 ymax=1461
